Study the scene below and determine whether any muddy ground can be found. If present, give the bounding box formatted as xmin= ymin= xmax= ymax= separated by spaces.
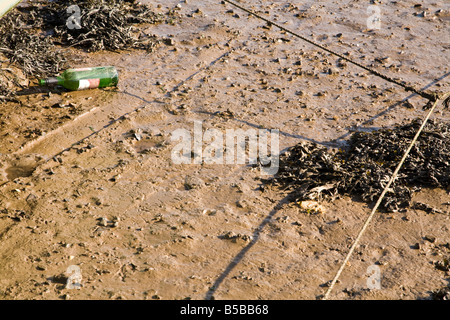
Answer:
xmin=0 ymin=0 xmax=449 ymax=300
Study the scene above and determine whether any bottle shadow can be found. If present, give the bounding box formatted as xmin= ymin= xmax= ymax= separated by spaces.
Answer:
xmin=14 ymin=85 xmax=67 ymax=96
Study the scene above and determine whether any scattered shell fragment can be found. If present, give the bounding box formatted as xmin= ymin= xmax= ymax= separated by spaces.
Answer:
xmin=298 ymin=200 xmax=326 ymax=214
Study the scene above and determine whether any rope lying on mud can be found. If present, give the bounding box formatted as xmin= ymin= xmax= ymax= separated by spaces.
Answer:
xmin=222 ymin=0 xmax=440 ymax=102
xmin=222 ymin=0 xmax=450 ymax=299
xmin=322 ymin=92 xmax=450 ymax=300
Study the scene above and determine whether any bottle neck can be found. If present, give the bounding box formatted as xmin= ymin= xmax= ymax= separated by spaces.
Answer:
xmin=39 ymin=77 xmax=61 ymax=86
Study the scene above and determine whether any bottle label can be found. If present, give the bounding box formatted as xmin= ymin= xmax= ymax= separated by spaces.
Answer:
xmin=78 ymin=79 xmax=100 ymax=90
xmin=72 ymin=67 xmax=93 ymax=72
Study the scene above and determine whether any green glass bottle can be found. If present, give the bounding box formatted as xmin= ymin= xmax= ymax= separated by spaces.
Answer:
xmin=39 ymin=66 xmax=119 ymax=91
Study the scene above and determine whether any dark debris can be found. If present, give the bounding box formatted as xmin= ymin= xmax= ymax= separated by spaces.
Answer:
xmin=34 ymin=0 xmax=179 ymax=52
xmin=0 ymin=0 xmax=179 ymax=78
xmin=430 ymin=285 xmax=450 ymax=300
xmin=267 ymin=119 xmax=450 ymax=212
xmin=0 ymin=11 xmax=66 ymax=77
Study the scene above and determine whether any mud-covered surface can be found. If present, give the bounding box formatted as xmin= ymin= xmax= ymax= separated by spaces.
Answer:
xmin=0 ymin=0 xmax=449 ymax=300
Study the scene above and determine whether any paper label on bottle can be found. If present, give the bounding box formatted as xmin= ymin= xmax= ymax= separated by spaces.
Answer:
xmin=78 ymin=79 xmax=100 ymax=90
xmin=72 ymin=67 xmax=93 ymax=72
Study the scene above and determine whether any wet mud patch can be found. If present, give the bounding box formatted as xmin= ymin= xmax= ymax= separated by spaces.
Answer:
xmin=121 ymin=127 xmax=166 ymax=154
xmin=5 ymin=164 xmax=36 ymax=181
xmin=0 ymin=154 xmax=43 ymax=182
xmin=133 ymin=139 xmax=161 ymax=154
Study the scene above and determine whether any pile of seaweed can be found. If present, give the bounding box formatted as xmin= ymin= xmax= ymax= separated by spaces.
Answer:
xmin=268 ymin=119 xmax=450 ymax=212
xmin=0 ymin=0 xmax=178 ymax=77
xmin=27 ymin=0 xmax=178 ymax=52
xmin=0 ymin=68 xmax=23 ymax=102
xmin=0 ymin=10 xmax=65 ymax=78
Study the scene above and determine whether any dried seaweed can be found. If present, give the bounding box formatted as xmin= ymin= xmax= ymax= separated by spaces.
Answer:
xmin=269 ymin=120 xmax=450 ymax=212
xmin=0 ymin=80 xmax=15 ymax=102
xmin=0 ymin=0 xmax=178 ymax=78
xmin=31 ymin=0 xmax=178 ymax=52
xmin=0 ymin=11 xmax=66 ymax=77
xmin=430 ymin=285 xmax=450 ymax=300
xmin=0 ymin=68 xmax=20 ymax=102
